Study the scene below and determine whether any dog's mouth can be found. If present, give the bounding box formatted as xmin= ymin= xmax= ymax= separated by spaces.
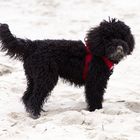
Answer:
xmin=109 ymin=53 xmax=125 ymax=63
xmin=108 ymin=46 xmax=126 ymax=63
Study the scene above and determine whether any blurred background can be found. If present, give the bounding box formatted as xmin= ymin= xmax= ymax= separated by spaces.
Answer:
xmin=0 ymin=0 xmax=140 ymax=39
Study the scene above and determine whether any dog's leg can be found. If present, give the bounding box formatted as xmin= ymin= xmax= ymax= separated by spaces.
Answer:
xmin=85 ymin=68 xmax=109 ymax=111
xmin=24 ymin=59 xmax=58 ymax=119
xmin=85 ymin=84 xmax=104 ymax=111
xmin=22 ymin=75 xmax=34 ymax=109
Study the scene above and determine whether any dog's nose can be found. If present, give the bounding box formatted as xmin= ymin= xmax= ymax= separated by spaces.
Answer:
xmin=117 ymin=46 xmax=123 ymax=54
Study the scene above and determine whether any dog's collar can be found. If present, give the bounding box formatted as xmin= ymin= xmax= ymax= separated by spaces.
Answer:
xmin=83 ymin=44 xmax=114 ymax=80
xmin=102 ymin=56 xmax=114 ymax=70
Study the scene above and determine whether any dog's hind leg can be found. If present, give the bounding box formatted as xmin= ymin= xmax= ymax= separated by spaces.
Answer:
xmin=24 ymin=59 xmax=58 ymax=119
xmin=22 ymin=74 xmax=34 ymax=109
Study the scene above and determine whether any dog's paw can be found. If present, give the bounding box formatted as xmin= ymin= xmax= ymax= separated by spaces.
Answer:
xmin=29 ymin=113 xmax=40 ymax=119
xmin=88 ymin=105 xmax=102 ymax=112
xmin=27 ymin=108 xmax=40 ymax=119
xmin=25 ymin=105 xmax=41 ymax=119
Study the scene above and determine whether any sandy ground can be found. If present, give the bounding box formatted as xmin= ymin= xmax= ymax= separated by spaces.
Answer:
xmin=0 ymin=0 xmax=140 ymax=139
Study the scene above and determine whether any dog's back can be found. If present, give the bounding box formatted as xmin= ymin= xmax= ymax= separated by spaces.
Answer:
xmin=0 ymin=24 xmax=86 ymax=85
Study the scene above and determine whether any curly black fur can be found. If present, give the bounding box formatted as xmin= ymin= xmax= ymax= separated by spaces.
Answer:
xmin=0 ymin=19 xmax=135 ymax=119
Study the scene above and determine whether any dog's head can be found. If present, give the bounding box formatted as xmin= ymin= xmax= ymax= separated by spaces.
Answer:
xmin=86 ymin=18 xmax=135 ymax=64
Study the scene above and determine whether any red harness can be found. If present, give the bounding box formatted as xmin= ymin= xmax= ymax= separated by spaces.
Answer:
xmin=82 ymin=45 xmax=114 ymax=80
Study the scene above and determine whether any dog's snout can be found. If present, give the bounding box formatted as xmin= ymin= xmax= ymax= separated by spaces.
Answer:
xmin=109 ymin=45 xmax=125 ymax=63
xmin=117 ymin=46 xmax=123 ymax=53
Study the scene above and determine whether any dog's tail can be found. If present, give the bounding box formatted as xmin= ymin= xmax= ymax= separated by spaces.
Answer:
xmin=0 ymin=24 xmax=34 ymax=61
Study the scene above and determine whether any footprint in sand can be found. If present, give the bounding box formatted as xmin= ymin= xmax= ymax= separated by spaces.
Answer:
xmin=125 ymin=101 xmax=140 ymax=113
xmin=0 ymin=64 xmax=13 ymax=76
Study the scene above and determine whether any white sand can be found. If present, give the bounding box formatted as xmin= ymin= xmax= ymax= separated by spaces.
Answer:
xmin=0 ymin=0 xmax=140 ymax=139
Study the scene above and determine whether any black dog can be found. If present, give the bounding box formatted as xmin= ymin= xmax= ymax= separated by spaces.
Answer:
xmin=0 ymin=19 xmax=134 ymax=119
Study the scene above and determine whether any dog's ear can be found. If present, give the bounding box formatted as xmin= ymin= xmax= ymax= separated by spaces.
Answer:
xmin=113 ymin=20 xmax=135 ymax=55
xmin=85 ymin=27 xmax=107 ymax=56
xmin=124 ymin=33 xmax=135 ymax=55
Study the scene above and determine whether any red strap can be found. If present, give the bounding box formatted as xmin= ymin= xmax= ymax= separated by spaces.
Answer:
xmin=82 ymin=46 xmax=93 ymax=80
xmin=102 ymin=56 xmax=114 ymax=70
xmin=82 ymin=45 xmax=114 ymax=80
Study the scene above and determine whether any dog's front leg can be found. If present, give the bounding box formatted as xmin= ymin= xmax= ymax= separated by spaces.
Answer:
xmin=85 ymin=83 xmax=104 ymax=111
xmin=85 ymin=68 xmax=109 ymax=111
